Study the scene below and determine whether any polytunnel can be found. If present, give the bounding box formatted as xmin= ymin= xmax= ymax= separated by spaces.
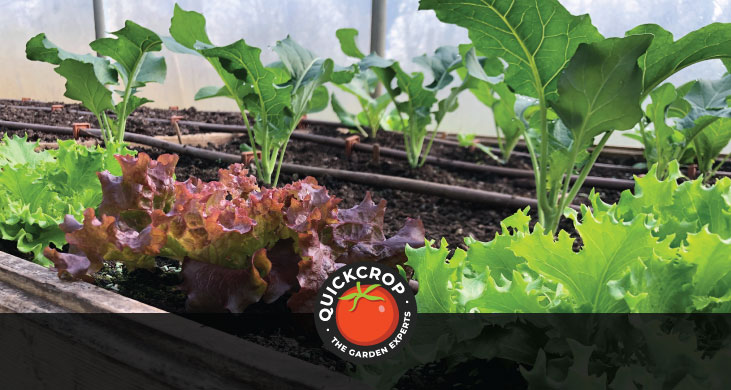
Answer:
xmin=1 ymin=1 xmax=731 ymax=389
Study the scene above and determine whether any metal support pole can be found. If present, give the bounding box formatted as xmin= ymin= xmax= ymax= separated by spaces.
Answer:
xmin=370 ymin=0 xmax=387 ymax=97
xmin=92 ymin=0 xmax=106 ymax=41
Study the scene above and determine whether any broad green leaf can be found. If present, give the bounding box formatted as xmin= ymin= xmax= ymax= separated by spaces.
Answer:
xmin=194 ymin=85 xmax=232 ymax=100
xmin=201 ymin=39 xmax=292 ymax=121
xmin=626 ymin=23 xmax=731 ymax=97
xmin=335 ymin=28 xmax=365 ymax=59
xmin=608 ymin=254 xmax=694 ymax=312
xmin=460 ymin=46 xmax=503 ymax=84
xmin=266 ymin=61 xmax=293 ymax=84
xmin=116 ymin=96 xmax=153 ymax=119
xmin=660 ymin=178 xmax=731 ymax=243
xmin=413 ymin=46 xmax=461 ymax=90
xmin=307 ymin=85 xmax=329 ymax=113
xmin=552 ymin=35 xmax=653 ymax=141
xmin=464 ymin=271 xmax=551 ymax=313
xmin=26 ymin=32 xmax=118 ymax=85
xmin=90 ymin=20 xmax=164 ymax=84
xmin=675 ymin=75 xmax=731 ymax=146
xmin=407 ymin=239 xmax=461 ymax=313
xmin=392 ymin=63 xmax=437 ymax=131
xmin=169 ymin=4 xmax=212 ymax=49
xmin=54 ymin=59 xmax=115 ymax=115
xmin=168 ymin=4 xmax=241 ymax=103
xmin=358 ymin=53 xmax=394 ymax=72
xmin=457 ymin=69 xmax=497 ymax=108
xmin=510 ymin=209 xmax=670 ymax=312
xmin=615 ymin=162 xmax=682 ymax=220
xmin=331 ymin=93 xmax=360 ymax=128
xmin=334 ymin=72 xmax=373 ymax=101
xmin=492 ymin=82 xmax=530 ymax=156
xmin=0 ymin=134 xmax=53 ymax=168
xmin=683 ymin=229 xmax=731 ymax=297
xmin=667 ymin=80 xmax=697 ymax=118
xmin=646 ymin=83 xmax=677 ymax=142
xmin=420 ymin=0 xmax=603 ymax=101
xmin=273 ymin=36 xmax=321 ymax=84
xmin=160 ymin=35 xmax=200 ymax=56
xmin=694 ymin=118 xmax=731 ymax=173
xmin=135 ymin=54 xmax=167 ymax=85
xmin=273 ymin=36 xmax=333 ymax=116
xmin=683 ymin=74 xmax=731 ymax=109
xmin=435 ymin=81 xmax=465 ymax=124
xmin=642 ymin=83 xmax=682 ymax=173
xmin=330 ymin=63 xmax=356 ymax=85
xmin=461 ymin=208 xmax=531 ymax=279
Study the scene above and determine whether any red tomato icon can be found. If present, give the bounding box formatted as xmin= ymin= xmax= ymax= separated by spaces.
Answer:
xmin=336 ymin=282 xmax=399 ymax=346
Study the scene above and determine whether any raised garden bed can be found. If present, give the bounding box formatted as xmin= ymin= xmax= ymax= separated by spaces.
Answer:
xmin=4 ymin=0 xmax=731 ymax=386
xmin=0 ymin=101 xmax=655 ymax=388
xmin=0 ymin=250 xmax=366 ymax=390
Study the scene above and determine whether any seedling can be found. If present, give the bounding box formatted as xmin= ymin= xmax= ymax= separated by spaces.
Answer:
xmin=626 ymin=75 xmax=731 ymax=181
xmin=166 ymin=4 xmax=343 ymax=186
xmin=331 ymin=28 xmax=394 ymax=140
xmin=422 ymin=0 xmax=731 ymax=232
xmin=26 ymin=21 xmax=167 ymax=149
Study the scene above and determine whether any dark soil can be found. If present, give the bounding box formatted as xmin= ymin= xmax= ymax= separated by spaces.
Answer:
xmin=5 ymin=98 xmax=729 ymax=174
xmin=2 ymin=100 xmax=626 ymax=246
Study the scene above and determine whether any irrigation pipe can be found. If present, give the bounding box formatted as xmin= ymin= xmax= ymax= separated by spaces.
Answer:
xmin=0 ymin=119 xmax=546 ymax=209
xmin=6 ymin=104 xmax=726 ymax=179
xmin=97 ymin=117 xmax=638 ymax=190
xmin=2 ymin=103 xmax=648 ymax=158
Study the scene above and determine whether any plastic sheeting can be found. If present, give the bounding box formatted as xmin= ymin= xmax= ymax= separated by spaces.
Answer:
xmin=1 ymin=0 xmax=730 ymax=148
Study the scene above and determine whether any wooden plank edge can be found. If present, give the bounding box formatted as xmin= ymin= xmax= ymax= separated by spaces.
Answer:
xmin=0 ymin=251 xmax=163 ymax=313
xmin=0 ymin=251 xmax=370 ymax=389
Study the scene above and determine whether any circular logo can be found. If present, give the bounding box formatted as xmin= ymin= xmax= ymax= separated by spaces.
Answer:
xmin=315 ymin=262 xmax=417 ymax=363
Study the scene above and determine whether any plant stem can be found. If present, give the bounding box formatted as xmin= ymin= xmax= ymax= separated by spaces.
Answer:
xmin=519 ymin=127 xmax=542 ymax=217
xmin=117 ymin=53 xmax=146 ymax=144
xmin=709 ymin=152 xmax=731 ymax=180
xmin=536 ymin=97 xmax=550 ymax=226
xmin=94 ymin=113 xmax=108 ymax=144
xmin=272 ymin=123 xmax=298 ymax=187
xmin=502 ymin=134 xmax=520 ymax=163
xmin=638 ymin=117 xmax=650 ymax=163
xmin=494 ymin=113 xmax=504 ymax=158
xmin=655 ymin=118 xmax=666 ymax=179
xmin=551 ymin=135 xmax=583 ymax=229
xmin=102 ymin=113 xmax=113 ymax=145
xmin=243 ymin=113 xmax=264 ymax=179
xmin=418 ymin=122 xmax=441 ymax=167
xmin=261 ymin=129 xmax=272 ymax=185
xmin=550 ymin=131 xmax=612 ymax=232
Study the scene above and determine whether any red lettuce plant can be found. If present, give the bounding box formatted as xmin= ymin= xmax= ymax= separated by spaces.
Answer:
xmin=44 ymin=153 xmax=424 ymax=312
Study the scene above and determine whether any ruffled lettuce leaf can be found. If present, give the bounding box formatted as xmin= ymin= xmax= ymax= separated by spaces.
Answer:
xmin=408 ymin=165 xmax=731 ymax=313
xmin=45 ymin=153 xmax=424 ymax=313
xmin=0 ymin=135 xmax=129 ymax=265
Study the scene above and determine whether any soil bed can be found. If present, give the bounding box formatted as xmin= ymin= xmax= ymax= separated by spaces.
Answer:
xmin=0 ymin=99 xmax=682 ymax=173
xmin=6 ymin=99 xmax=730 ymax=175
xmin=1 ymin=100 xmax=720 ymax=388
